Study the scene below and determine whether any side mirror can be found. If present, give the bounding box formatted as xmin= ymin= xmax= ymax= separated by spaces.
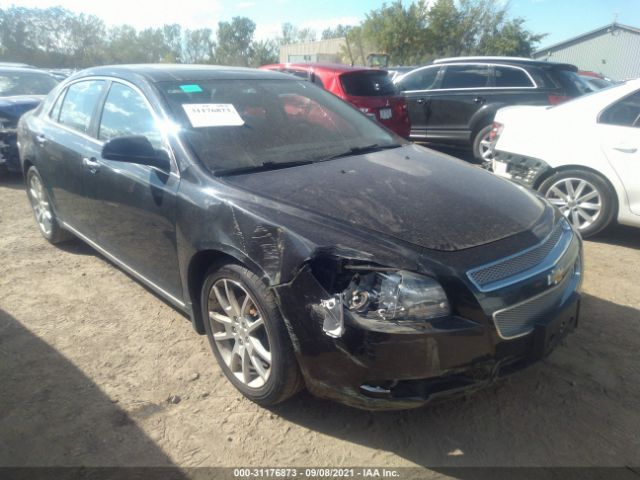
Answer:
xmin=102 ymin=136 xmax=169 ymax=171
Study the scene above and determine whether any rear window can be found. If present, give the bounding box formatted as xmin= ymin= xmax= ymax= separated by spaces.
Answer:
xmin=441 ymin=65 xmax=491 ymax=89
xmin=494 ymin=66 xmax=534 ymax=88
xmin=340 ymin=71 xmax=397 ymax=97
xmin=0 ymin=71 xmax=58 ymax=96
xmin=548 ymin=68 xmax=593 ymax=95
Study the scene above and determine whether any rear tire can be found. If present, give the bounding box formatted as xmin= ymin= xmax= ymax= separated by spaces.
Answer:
xmin=538 ymin=169 xmax=616 ymax=238
xmin=201 ymin=263 xmax=303 ymax=406
xmin=26 ymin=166 xmax=73 ymax=244
xmin=472 ymin=124 xmax=494 ymax=163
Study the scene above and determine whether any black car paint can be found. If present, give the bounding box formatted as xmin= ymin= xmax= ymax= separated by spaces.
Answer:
xmin=0 ymin=95 xmax=44 ymax=172
xmin=18 ymin=65 xmax=581 ymax=410
xmin=398 ymin=60 xmax=584 ymax=148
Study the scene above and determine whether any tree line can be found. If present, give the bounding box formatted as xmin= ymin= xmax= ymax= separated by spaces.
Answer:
xmin=0 ymin=1 xmax=545 ymax=69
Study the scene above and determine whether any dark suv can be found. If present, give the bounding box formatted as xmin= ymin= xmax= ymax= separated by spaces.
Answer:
xmin=394 ymin=57 xmax=591 ymax=161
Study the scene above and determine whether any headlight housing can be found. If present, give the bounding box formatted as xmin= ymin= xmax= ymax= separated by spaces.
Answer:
xmin=320 ymin=269 xmax=450 ymax=337
xmin=344 ymin=270 xmax=450 ymax=321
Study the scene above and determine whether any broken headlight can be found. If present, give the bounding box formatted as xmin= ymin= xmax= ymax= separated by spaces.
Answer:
xmin=344 ymin=270 xmax=450 ymax=321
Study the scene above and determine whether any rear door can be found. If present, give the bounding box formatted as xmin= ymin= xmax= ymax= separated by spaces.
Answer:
xmin=395 ymin=65 xmax=441 ymax=139
xmin=36 ymin=79 xmax=106 ymax=230
xmin=85 ymin=80 xmax=183 ymax=298
xmin=598 ymin=89 xmax=640 ymax=216
xmin=424 ymin=63 xmax=491 ymax=142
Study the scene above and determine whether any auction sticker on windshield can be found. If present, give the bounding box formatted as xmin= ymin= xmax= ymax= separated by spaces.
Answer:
xmin=182 ymin=103 xmax=245 ymax=128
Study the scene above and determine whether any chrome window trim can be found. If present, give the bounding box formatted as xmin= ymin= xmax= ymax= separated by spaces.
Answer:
xmin=467 ymin=219 xmax=574 ymax=292
xmin=61 ymin=221 xmax=186 ymax=309
xmin=41 ymin=75 xmax=180 ymax=177
xmin=401 ymin=62 xmax=538 ymax=94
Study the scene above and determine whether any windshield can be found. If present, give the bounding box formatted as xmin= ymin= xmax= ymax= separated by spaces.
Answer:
xmin=157 ymin=78 xmax=402 ymax=174
xmin=0 ymin=71 xmax=58 ymax=96
xmin=340 ymin=71 xmax=397 ymax=97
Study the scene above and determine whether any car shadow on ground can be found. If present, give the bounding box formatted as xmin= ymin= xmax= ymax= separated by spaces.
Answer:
xmin=0 ymin=309 xmax=186 ymax=477
xmin=590 ymin=223 xmax=640 ymax=249
xmin=0 ymin=172 xmax=25 ymax=190
xmin=271 ymin=293 xmax=640 ymax=469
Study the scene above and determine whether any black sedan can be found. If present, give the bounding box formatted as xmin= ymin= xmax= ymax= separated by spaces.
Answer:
xmin=0 ymin=67 xmax=59 ymax=174
xmin=17 ymin=65 xmax=583 ymax=410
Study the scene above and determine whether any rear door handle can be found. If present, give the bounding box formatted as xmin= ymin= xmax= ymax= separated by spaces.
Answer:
xmin=417 ymin=98 xmax=426 ymax=104
xmin=35 ymin=134 xmax=47 ymax=145
xmin=474 ymin=96 xmax=485 ymax=104
xmin=613 ymin=146 xmax=637 ymax=153
xmin=82 ymin=157 xmax=100 ymax=174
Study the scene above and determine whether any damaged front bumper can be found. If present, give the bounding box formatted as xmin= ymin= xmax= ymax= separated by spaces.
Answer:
xmin=274 ymin=263 xmax=580 ymax=411
xmin=492 ymin=150 xmax=551 ymax=188
xmin=0 ymin=129 xmax=20 ymax=172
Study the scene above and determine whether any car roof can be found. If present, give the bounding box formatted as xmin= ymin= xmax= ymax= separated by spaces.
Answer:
xmin=71 ymin=64 xmax=292 ymax=84
xmin=433 ymin=56 xmax=577 ymax=70
xmin=261 ymin=63 xmax=388 ymax=75
xmin=0 ymin=66 xmax=55 ymax=75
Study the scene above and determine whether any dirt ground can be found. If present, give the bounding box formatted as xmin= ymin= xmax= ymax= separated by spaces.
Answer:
xmin=1 ymin=171 xmax=639 ymax=473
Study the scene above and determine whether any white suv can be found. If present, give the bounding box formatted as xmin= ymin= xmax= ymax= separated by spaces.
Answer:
xmin=491 ymin=79 xmax=640 ymax=237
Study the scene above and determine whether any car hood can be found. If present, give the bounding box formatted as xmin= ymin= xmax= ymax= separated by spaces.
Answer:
xmin=223 ymin=144 xmax=547 ymax=251
xmin=0 ymin=95 xmax=44 ymax=121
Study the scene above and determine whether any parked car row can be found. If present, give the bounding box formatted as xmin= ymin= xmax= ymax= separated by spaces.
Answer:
xmin=15 ymin=63 xmax=584 ymax=411
xmin=265 ymin=57 xmax=601 ymax=164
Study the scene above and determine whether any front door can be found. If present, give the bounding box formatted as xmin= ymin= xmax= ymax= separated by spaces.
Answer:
xmin=85 ymin=81 xmax=183 ymax=299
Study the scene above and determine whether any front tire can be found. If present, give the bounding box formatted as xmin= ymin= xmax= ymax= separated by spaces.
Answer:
xmin=26 ymin=166 xmax=72 ymax=244
xmin=538 ymin=169 xmax=616 ymax=237
xmin=201 ymin=263 xmax=303 ymax=406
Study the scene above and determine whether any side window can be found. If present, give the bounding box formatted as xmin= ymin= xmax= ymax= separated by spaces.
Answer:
xmin=49 ymin=89 xmax=65 ymax=121
xmin=599 ymin=91 xmax=640 ymax=128
xmin=98 ymin=82 xmax=163 ymax=148
xmin=494 ymin=66 xmax=534 ymax=88
xmin=396 ymin=67 xmax=439 ymax=91
xmin=441 ymin=64 xmax=490 ymax=89
xmin=58 ymin=80 xmax=105 ymax=134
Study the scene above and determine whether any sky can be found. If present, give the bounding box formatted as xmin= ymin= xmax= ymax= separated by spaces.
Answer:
xmin=2 ymin=0 xmax=640 ymax=49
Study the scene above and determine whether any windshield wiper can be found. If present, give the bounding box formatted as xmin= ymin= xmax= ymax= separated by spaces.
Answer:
xmin=214 ymin=159 xmax=315 ymax=176
xmin=319 ymin=143 xmax=403 ymax=162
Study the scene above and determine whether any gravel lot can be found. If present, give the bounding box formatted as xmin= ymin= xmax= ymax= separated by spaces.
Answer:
xmin=1 ymin=170 xmax=639 ymax=473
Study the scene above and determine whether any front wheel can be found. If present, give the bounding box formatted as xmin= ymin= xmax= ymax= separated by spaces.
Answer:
xmin=538 ymin=169 xmax=616 ymax=237
xmin=201 ymin=263 xmax=303 ymax=406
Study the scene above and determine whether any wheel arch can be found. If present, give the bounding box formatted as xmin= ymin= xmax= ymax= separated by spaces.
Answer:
xmin=186 ymin=248 xmax=273 ymax=335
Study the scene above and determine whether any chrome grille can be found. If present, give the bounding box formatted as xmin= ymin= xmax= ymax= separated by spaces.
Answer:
xmin=467 ymin=221 xmax=568 ymax=291
xmin=493 ymin=258 xmax=578 ymax=339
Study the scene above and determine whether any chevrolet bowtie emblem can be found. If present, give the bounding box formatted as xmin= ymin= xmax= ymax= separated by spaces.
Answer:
xmin=548 ymin=264 xmax=569 ymax=286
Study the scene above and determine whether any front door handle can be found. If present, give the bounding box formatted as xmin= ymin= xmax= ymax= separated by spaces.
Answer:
xmin=613 ymin=146 xmax=637 ymax=153
xmin=82 ymin=157 xmax=100 ymax=174
xmin=35 ymin=134 xmax=47 ymax=145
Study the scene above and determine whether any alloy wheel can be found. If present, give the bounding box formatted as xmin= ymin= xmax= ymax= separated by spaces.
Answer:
xmin=478 ymin=131 xmax=494 ymax=162
xmin=545 ymin=177 xmax=602 ymax=231
xmin=207 ymin=279 xmax=272 ymax=389
xmin=28 ymin=173 xmax=53 ymax=236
